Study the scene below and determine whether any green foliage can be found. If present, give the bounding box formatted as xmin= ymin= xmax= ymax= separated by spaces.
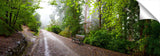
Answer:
xmin=27 ymin=13 xmax=41 ymax=33
xmin=145 ymin=21 xmax=160 ymax=55
xmin=146 ymin=37 xmax=160 ymax=55
xmin=0 ymin=20 xmax=14 ymax=36
xmin=84 ymin=30 xmax=110 ymax=47
xmin=49 ymin=0 xmax=160 ymax=55
xmin=47 ymin=25 xmax=62 ymax=34
xmin=84 ymin=30 xmax=134 ymax=53
xmin=59 ymin=26 xmax=70 ymax=37
xmin=0 ymin=0 xmax=40 ymax=36
xmin=27 ymin=21 xmax=40 ymax=33
xmin=49 ymin=0 xmax=85 ymax=37
xmin=84 ymin=0 xmax=159 ymax=55
xmin=50 ymin=0 xmax=57 ymax=5
xmin=84 ymin=0 xmax=131 ymax=53
xmin=61 ymin=0 xmax=84 ymax=37
xmin=46 ymin=18 xmax=62 ymax=34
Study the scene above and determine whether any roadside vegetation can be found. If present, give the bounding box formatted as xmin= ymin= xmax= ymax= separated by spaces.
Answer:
xmin=47 ymin=25 xmax=62 ymax=34
xmin=0 ymin=0 xmax=41 ymax=36
xmin=49 ymin=0 xmax=160 ymax=56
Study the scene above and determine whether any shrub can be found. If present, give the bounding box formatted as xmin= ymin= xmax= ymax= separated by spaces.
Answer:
xmin=59 ymin=26 xmax=70 ymax=37
xmin=145 ymin=36 xmax=160 ymax=55
xmin=0 ymin=24 xmax=13 ymax=36
xmin=27 ymin=21 xmax=40 ymax=33
xmin=144 ymin=21 xmax=160 ymax=56
xmin=0 ymin=20 xmax=15 ymax=36
xmin=47 ymin=25 xmax=62 ymax=34
xmin=83 ymin=30 xmax=132 ymax=53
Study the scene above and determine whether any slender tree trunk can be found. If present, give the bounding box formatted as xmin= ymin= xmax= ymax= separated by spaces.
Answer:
xmin=8 ymin=0 xmax=12 ymax=26
xmin=5 ymin=11 xmax=9 ymax=24
xmin=99 ymin=0 xmax=101 ymax=28
xmin=140 ymin=22 xmax=144 ymax=38
xmin=9 ymin=12 xmax=12 ymax=26
xmin=84 ymin=0 xmax=88 ymax=34
xmin=13 ymin=5 xmax=20 ymax=25
xmin=5 ymin=0 xmax=9 ymax=24
xmin=124 ymin=13 xmax=127 ymax=39
xmin=13 ymin=10 xmax=19 ymax=25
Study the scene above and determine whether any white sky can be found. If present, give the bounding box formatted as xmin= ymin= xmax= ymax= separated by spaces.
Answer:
xmin=35 ymin=0 xmax=96 ymax=28
xmin=35 ymin=0 xmax=58 ymax=27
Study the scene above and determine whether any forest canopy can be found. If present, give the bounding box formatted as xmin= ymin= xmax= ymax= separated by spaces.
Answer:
xmin=0 ymin=0 xmax=41 ymax=36
xmin=49 ymin=0 xmax=160 ymax=55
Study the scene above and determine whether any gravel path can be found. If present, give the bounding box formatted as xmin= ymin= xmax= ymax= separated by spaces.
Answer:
xmin=27 ymin=29 xmax=128 ymax=56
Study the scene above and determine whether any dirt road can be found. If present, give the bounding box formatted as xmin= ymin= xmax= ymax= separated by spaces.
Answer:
xmin=25 ymin=29 xmax=128 ymax=56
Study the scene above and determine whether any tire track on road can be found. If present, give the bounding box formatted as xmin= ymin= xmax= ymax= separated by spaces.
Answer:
xmin=44 ymin=37 xmax=50 ymax=56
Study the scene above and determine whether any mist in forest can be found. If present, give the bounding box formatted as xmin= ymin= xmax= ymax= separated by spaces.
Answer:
xmin=35 ymin=0 xmax=58 ymax=28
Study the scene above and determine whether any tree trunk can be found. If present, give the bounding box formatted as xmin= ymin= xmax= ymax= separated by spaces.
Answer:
xmin=9 ymin=12 xmax=12 ymax=26
xmin=99 ymin=0 xmax=101 ymax=28
xmin=13 ymin=5 xmax=20 ymax=25
xmin=84 ymin=0 xmax=88 ymax=34
xmin=140 ymin=22 xmax=144 ymax=38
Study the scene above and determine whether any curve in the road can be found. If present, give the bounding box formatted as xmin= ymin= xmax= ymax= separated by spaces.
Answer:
xmin=42 ymin=30 xmax=79 ymax=56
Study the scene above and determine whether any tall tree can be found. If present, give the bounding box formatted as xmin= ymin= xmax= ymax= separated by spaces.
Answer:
xmin=98 ymin=0 xmax=101 ymax=28
xmin=60 ymin=0 xmax=84 ymax=37
xmin=0 ymin=0 xmax=40 ymax=36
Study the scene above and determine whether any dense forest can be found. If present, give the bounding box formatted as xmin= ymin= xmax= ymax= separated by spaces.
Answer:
xmin=0 ymin=0 xmax=41 ymax=36
xmin=0 ymin=0 xmax=160 ymax=56
xmin=47 ymin=0 xmax=160 ymax=56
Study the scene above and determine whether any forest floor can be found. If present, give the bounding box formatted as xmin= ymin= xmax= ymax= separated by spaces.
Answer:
xmin=0 ymin=32 xmax=24 ymax=56
xmin=22 ymin=26 xmax=129 ymax=56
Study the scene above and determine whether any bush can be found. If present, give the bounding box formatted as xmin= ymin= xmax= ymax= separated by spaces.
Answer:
xmin=145 ymin=37 xmax=160 ymax=55
xmin=0 ymin=20 xmax=15 ymax=36
xmin=83 ymin=30 xmax=132 ymax=53
xmin=59 ymin=26 xmax=70 ymax=37
xmin=144 ymin=21 xmax=160 ymax=56
xmin=0 ymin=24 xmax=13 ymax=36
xmin=27 ymin=21 xmax=40 ymax=33
xmin=47 ymin=25 xmax=62 ymax=34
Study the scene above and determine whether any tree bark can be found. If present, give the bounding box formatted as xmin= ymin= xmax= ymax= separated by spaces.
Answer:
xmin=99 ymin=0 xmax=101 ymax=28
xmin=9 ymin=12 xmax=12 ymax=26
xmin=84 ymin=0 xmax=88 ymax=34
xmin=13 ymin=5 xmax=20 ymax=25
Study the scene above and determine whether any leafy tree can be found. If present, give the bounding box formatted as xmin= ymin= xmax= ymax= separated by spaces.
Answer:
xmin=0 ymin=0 xmax=40 ymax=36
xmin=85 ymin=0 xmax=160 ymax=55
xmin=51 ymin=0 xmax=84 ymax=37
xmin=50 ymin=0 xmax=160 ymax=55
xmin=27 ymin=13 xmax=41 ymax=33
